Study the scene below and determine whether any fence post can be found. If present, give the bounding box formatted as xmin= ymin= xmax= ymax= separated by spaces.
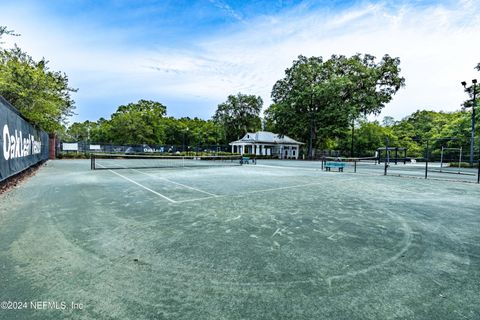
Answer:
xmin=384 ymin=138 xmax=389 ymax=176
xmin=48 ymin=134 xmax=56 ymax=159
xmin=425 ymin=140 xmax=429 ymax=179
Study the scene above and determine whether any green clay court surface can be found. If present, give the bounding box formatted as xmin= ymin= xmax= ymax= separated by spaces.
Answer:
xmin=0 ymin=159 xmax=479 ymax=319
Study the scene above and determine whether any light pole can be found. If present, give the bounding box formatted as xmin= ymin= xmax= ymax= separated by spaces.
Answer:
xmin=461 ymin=79 xmax=477 ymax=165
xmin=182 ymin=127 xmax=189 ymax=153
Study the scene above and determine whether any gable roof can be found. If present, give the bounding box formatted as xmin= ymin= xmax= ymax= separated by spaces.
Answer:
xmin=230 ymin=131 xmax=304 ymax=145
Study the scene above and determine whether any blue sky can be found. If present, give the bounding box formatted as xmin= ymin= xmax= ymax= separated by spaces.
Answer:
xmin=0 ymin=0 xmax=479 ymax=124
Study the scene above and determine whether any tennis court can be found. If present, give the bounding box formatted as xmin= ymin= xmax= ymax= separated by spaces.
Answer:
xmin=1 ymin=159 xmax=479 ymax=319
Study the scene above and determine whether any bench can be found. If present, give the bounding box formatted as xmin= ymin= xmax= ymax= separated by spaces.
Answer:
xmin=240 ymin=157 xmax=256 ymax=165
xmin=325 ymin=161 xmax=346 ymax=172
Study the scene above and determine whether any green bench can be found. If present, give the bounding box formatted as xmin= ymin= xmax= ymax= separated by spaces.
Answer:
xmin=325 ymin=161 xmax=346 ymax=172
xmin=240 ymin=157 xmax=256 ymax=165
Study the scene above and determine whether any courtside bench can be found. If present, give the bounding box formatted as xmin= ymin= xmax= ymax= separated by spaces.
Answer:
xmin=325 ymin=161 xmax=346 ymax=172
xmin=240 ymin=157 xmax=257 ymax=165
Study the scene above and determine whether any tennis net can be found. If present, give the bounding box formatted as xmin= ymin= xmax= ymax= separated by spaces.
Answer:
xmin=91 ymin=154 xmax=243 ymax=170
xmin=319 ymin=156 xmax=383 ymax=173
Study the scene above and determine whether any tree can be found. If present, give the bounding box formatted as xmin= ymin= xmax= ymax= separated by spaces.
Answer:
xmin=0 ymin=45 xmax=77 ymax=132
xmin=0 ymin=26 xmax=19 ymax=44
xmin=382 ymin=116 xmax=396 ymax=127
xmin=336 ymin=120 xmax=397 ymax=157
xmin=109 ymin=100 xmax=167 ymax=144
xmin=213 ymin=93 xmax=262 ymax=143
xmin=266 ymin=54 xmax=405 ymax=158
xmin=267 ymin=55 xmax=340 ymax=158
xmin=66 ymin=121 xmax=94 ymax=142
xmin=322 ymin=54 xmax=405 ymax=156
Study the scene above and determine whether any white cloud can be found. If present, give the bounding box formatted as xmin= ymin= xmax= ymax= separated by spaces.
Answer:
xmin=1 ymin=1 xmax=479 ymax=122
xmin=208 ymin=0 xmax=244 ymax=22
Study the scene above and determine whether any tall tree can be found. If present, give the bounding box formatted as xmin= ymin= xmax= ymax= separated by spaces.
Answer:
xmin=267 ymin=55 xmax=338 ymax=158
xmin=329 ymin=54 xmax=405 ymax=156
xmin=213 ymin=93 xmax=263 ymax=142
xmin=336 ymin=120 xmax=398 ymax=157
xmin=266 ymin=54 xmax=404 ymax=158
xmin=0 ymin=45 xmax=76 ymax=132
xmin=109 ymin=100 xmax=167 ymax=144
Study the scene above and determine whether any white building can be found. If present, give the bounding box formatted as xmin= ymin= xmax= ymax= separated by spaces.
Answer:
xmin=229 ymin=131 xmax=304 ymax=159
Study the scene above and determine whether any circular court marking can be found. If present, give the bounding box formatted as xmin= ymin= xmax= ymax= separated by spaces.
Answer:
xmin=111 ymin=185 xmax=416 ymax=289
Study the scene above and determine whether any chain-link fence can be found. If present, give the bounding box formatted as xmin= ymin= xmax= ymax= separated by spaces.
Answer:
xmin=57 ymin=141 xmax=235 ymax=157
xmin=316 ymin=137 xmax=479 ymax=183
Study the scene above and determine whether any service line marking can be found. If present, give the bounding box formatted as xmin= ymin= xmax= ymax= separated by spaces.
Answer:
xmin=97 ymin=164 xmax=177 ymax=203
xmin=133 ymin=169 xmax=218 ymax=197
xmin=255 ymin=164 xmax=321 ymax=171
xmin=174 ymin=181 xmax=330 ymax=204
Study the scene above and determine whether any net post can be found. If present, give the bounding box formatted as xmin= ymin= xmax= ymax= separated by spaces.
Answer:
xmin=477 ymin=160 xmax=479 ymax=184
xmin=321 ymin=156 xmax=324 ymax=170
xmin=91 ymin=153 xmax=95 ymax=170
xmin=354 ymin=160 xmax=357 ymax=173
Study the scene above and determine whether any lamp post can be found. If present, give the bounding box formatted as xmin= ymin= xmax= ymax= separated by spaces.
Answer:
xmin=461 ymin=79 xmax=477 ymax=165
xmin=182 ymin=127 xmax=189 ymax=153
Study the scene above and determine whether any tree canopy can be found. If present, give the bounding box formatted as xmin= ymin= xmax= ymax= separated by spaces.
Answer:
xmin=213 ymin=93 xmax=263 ymax=142
xmin=0 ymin=27 xmax=76 ymax=132
xmin=64 ymin=100 xmax=224 ymax=147
xmin=331 ymin=110 xmax=476 ymax=159
xmin=108 ymin=100 xmax=167 ymax=145
xmin=266 ymin=54 xmax=405 ymax=158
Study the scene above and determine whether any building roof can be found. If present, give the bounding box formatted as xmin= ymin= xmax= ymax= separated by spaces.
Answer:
xmin=229 ymin=131 xmax=304 ymax=145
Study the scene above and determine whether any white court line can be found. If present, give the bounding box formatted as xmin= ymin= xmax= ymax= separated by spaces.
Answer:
xmin=174 ymin=177 xmax=359 ymax=204
xmin=174 ymin=181 xmax=337 ymax=203
xmin=255 ymin=164 xmax=322 ymax=171
xmin=133 ymin=169 xmax=219 ymax=197
xmin=239 ymin=182 xmax=324 ymax=194
xmin=175 ymin=196 xmax=218 ymax=203
xmin=97 ymin=163 xmax=177 ymax=203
